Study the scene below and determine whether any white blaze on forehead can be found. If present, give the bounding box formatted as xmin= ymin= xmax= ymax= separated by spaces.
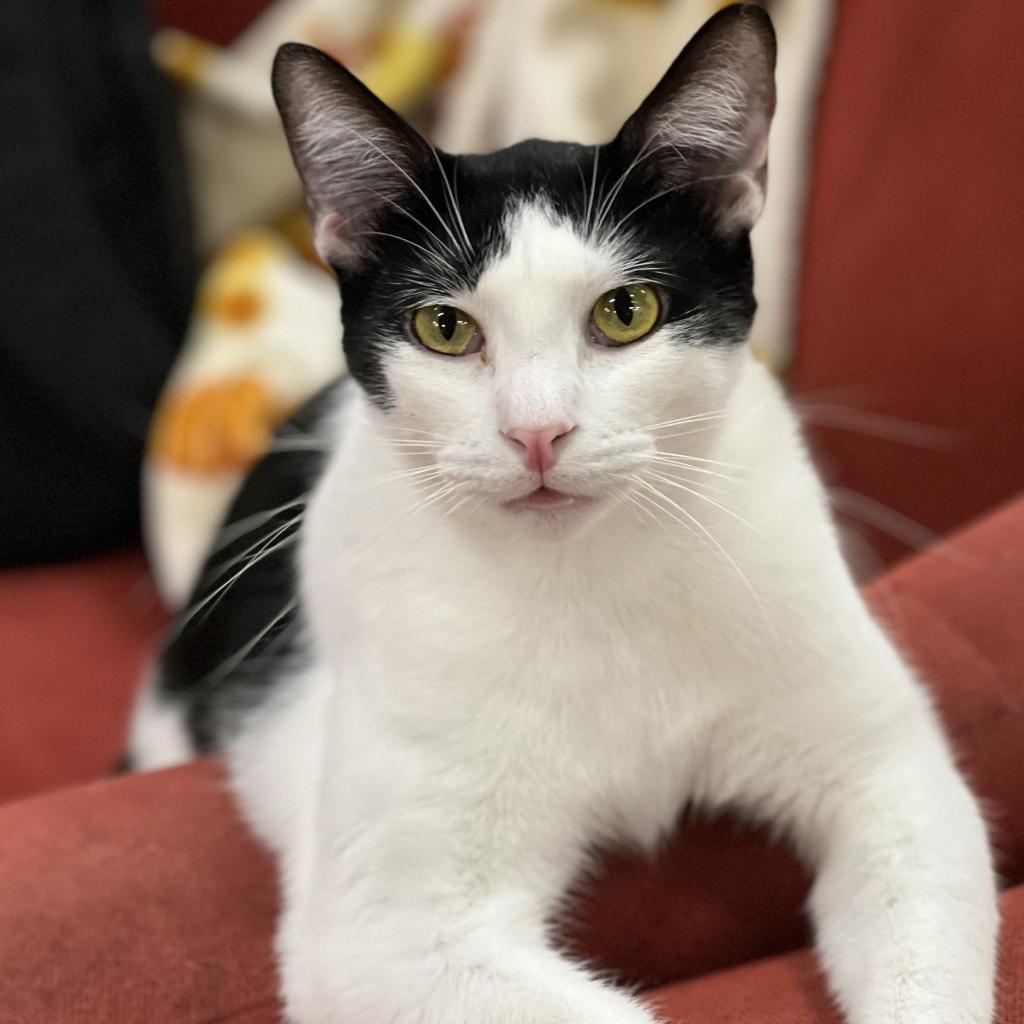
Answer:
xmin=460 ymin=202 xmax=629 ymax=358
xmin=456 ymin=202 xmax=627 ymax=431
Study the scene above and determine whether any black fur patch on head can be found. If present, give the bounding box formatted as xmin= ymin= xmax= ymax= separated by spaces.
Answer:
xmin=274 ymin=5 xmax=774 ymax=408
xmin=335 ymin=137 xmax=757 ymax=406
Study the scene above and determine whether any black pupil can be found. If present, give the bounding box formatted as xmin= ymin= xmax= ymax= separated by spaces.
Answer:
xmin=436 ymin=306 xmax=458 ymax=341
xmin=612 ymin=288 xmax=635 ymax=326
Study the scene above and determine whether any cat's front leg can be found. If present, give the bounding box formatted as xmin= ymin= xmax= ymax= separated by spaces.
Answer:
xmin=271 ymin=753 xmax=658 ymax=1024
xmin=280 ymin=913 xmax=659 ymax=1024
xmin=714 ymin=664 xmax=999 ymax=1024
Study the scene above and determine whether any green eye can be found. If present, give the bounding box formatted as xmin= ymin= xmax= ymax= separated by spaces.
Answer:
xmin=591 ymin=284 xmax=660 ymax=345
xmin=412 ymin=304 xmax=481 ymax=356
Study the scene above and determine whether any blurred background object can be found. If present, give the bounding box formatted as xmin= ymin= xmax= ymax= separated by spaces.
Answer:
xmin=0 ymin=0 xmax=195 ymax=566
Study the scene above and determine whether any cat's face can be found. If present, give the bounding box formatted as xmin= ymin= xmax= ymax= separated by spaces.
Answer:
xmin=274 ymin=5 xmax=775 ymax=531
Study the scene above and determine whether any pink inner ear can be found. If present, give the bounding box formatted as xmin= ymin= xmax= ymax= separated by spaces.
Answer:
xmin=717 ymin=173 xmax=766 ymax=234
xmin=314 ymin=211 xmax=354 ymax=263
xmin=715 ymin=113 xmax=769 ymax=234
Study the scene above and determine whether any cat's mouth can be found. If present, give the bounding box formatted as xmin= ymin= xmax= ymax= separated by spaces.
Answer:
xmin=505 ymin=486 xmax=591 ymax=513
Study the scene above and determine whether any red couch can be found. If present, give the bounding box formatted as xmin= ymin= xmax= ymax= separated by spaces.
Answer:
xmin=1 ymin=0 xmax=1022 ymax=1020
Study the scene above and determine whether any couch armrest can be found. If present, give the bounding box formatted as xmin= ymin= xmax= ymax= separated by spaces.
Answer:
xmin=0 ymin=760 xmax=278 ymax=1023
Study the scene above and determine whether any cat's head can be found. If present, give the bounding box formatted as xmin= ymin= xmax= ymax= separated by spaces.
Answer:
xmin=273 ymin=4 xmax=775 ymax=533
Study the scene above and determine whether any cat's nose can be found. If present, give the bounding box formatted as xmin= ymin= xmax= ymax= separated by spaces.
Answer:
xmin=503 ymin=423 xmax=575 ymax=473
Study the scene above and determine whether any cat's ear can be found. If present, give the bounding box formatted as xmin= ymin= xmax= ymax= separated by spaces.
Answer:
xmin=272 ymin=43 xmax=433 ymax=267
xmin=617 ymin=3 xmax=776 ymax=235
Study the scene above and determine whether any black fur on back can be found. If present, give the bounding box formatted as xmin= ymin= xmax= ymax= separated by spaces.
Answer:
xmin=157 ymin=381 xmax=341 ymax=751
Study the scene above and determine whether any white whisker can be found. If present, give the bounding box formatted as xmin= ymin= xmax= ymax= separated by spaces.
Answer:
xmin=655 ymin=451 xmax=751 ymax=471
xmin=585 ymin=145 xmax=601 ymax=236
xmin=365 ymin=185 xmax=460 ymax=263
xmin=169 ymin=519 xmax=302 ymax=642
xmin=643 ymin=464 xmax=735 ymax=496
xmin=797 ymin=402 xmax=961 ymax=449
xmin=212 ymin=498 xmax=308 ymax=552
xmin=619 ymin=486 xmax=663 ymax=528
xmin=645 ymin=454 xmax=745 ymax=484
xmin=207 ymin=513 xmax=304 ymax=583
xmin=198 ymin=598 xmax=299 ymax=690
xmin=430 ymin=147 xmax=473 ymax=258
xmin=632 ymin=474 xmax=771 ymax=631
xmin=604 ymin=171 xmax=735 ymax=241
xmin=340 ymin=479 xmax=460 ymax=568
xmin=646 ymin=469 xmax=768 ymax=543
xmin=323 ymin=116 xmax=467 ymax=261
xmin=378 ymin=466 xmax=444 ymax=486
xmin=829 ymin=487 xmax=980 ymax=567
xmin=643 ymin=410 xmax=729 ymax=432
xmin=591 ymin=136 xmax=660 ymax=238
xmin=653 ymin=424 xmax=726 ymax=440
xmin=385 ymin=427 xmax=459 ymax=442
xmin=385 ymin=444 xmax=446 ymax=454
xmin=355 ymin=230 xmax=457 ymax=277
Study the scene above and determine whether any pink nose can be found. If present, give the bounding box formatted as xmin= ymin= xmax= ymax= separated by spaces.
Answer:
xmin=504 ymin=423 xmax=574 ymax=473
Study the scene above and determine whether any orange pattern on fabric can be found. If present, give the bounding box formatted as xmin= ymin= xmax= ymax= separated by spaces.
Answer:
xmin=199 ymin=286 xmax=265 ymax=326
xmin=194 ymin=234 xmax=277 ymax=329
xmin=149 ymin=375 xmax=293 ymax=476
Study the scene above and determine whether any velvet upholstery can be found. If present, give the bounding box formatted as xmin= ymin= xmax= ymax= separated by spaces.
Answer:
xmin=0 ymin=550 xmax=164 ymax=803
xmin=791 ymin=0 xmax=1024 ymax=566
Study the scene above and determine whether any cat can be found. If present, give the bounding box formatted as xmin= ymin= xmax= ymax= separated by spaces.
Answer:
xmin=128 ymin=6 xmax=999 ymax=1024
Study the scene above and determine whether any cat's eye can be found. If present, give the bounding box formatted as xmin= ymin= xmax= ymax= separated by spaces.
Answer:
xmin=412 ymin=304 xmax=482 ymax=357
xmin=591 ymin=284 xmax=661 ymax=346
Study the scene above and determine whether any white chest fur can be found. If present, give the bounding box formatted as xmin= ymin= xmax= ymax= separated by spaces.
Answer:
xmin=295 ymin=359 xmax=830 ymax=868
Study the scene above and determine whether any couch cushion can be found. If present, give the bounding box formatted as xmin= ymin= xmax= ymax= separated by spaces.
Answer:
xmin=0 ymin=549 xmax=164 ymax=802
xmin=0 ymin=760 xmax=278 ymax=1023
xmin=792 ymin=1 xmax=1024 ymax=567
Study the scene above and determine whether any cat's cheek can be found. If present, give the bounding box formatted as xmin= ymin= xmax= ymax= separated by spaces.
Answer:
xmin=588 ymin=335 xmax=741 ymax=443
xmin=379 ymin=344 xmax=489 ymax=436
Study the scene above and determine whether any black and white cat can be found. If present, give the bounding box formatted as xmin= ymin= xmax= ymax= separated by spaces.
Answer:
xmin=129 ymin=7 xmax=998 ymax=1024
